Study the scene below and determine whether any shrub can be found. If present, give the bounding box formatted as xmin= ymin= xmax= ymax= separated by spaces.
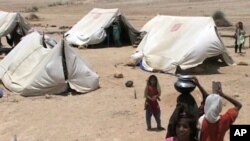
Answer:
xmin=25 ymin=6 xmax=39 ymax=12
xmin=212 ymin=10 xmax=232 ymax=27
xmin=26 ymin=13 xmax=40 ymax=21
xmin=213 ymin=10 xmax=225 ymax=20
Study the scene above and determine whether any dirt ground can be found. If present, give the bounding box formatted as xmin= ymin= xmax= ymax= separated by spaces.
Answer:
xmin=0 ymin=0 xmax=250 ymax=141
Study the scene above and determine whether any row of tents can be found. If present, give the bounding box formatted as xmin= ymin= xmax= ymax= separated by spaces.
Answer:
xmin=0 ymin=8 xmax=234 ymax=96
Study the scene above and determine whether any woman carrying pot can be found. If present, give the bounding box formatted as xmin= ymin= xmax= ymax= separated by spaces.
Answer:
xmin=166 ymin=75 xmax=208 ymax=138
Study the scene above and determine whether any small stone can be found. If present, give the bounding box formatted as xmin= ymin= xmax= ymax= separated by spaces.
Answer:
xmin=125 ymin=80 xmax=133 ymax=87
xmin=237 ymin=61 xmax=248 ymax=66
xmin=50 ymin=25 xmax=57 ymax=27
xmin=233 ymin=94 xmax=239 ymax=98
xmin=114 ymin=72 xmax=123 ymax=78
xmin=78 ymin=45 xmax=87 ymax=49
xmin=45 ymin=94 xmax=52 ymax=99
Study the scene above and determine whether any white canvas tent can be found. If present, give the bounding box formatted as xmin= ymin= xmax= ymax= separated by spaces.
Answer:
xmin=65 ymin=8 xmax=140 ymax=47
xmin=0 ymin=11 xmax=31 ymax=47
xmin=0 ymin=32 xmax=99 ymax=96
xmin=133 ymin=15 xmax=234 ymax=73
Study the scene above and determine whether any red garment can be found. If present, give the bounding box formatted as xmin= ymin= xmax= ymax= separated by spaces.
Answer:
xmin=146 ymin=86 xmax=160 ymax=114
xmin=200 ymin=108 xmax=239 ymax=141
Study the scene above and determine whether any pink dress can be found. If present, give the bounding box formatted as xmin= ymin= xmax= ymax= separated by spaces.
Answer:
xmin=165 ymin=137 xmax=177 ymax=141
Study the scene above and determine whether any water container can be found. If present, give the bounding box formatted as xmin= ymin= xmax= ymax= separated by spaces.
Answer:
xmin=174 ymin=75 xmax=196 ymax=94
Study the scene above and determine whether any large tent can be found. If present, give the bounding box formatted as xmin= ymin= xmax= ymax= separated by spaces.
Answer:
xmin=65 ymin=8 xmax=140 ymax=47
xmin=132 ymin=15 xmax=234 ymax=73
xmin=0 ymin=11 xmax=31 ymax=47
xmin=0 ymin=32 xmax=99 ymax=96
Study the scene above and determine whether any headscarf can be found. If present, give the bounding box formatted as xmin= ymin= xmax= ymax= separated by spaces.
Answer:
xmin=204 ymin=94 xmax=222 ymax=123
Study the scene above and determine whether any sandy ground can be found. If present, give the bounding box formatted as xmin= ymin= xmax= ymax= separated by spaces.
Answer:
xmin=0 ymin=0 xmax=250 ymax=141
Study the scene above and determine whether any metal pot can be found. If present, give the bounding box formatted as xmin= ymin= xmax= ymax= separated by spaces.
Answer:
xmin=174 ymin=75 xmax=196 ymax=94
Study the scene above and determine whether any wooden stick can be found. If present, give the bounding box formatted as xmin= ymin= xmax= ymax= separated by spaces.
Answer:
xmin=134 ymin=88 xmax=137 ymax=99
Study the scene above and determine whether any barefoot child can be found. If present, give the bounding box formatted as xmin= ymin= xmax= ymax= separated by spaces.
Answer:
xmin=144 ymin=75 xmax=165 ymax=131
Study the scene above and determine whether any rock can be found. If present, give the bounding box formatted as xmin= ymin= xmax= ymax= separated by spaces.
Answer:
xmin=152 ymin=69 xmax=162 ymax=73
xmin=233 ymin=94 xmax=239 ymax=98
xmin=237 ymin=61 xmax=248 ymax=66
xmin=125 ymin=80 xmax=133 ymax=87
xmin=45 ymin=94 xmax=52 ymax=99
xmin=245 ymin=74 xmax=248 ymax=77
xmin=114 ymin=72 xmax=123 ymax=78
xmin=50 ymin=25 xmax=57 ymax=27
xmin=59 ymin=26 xmax=70 ymax=29
xmin=132 ymin=44 xmax=138 ymax=48
xmin=78 ymin=45 xmax=87 ymax=49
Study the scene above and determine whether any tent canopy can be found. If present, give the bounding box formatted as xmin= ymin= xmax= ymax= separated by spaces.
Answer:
xmin=133 ymin=15 xmax=234 ymax=73
xmin=0 ymin=32 xmax=99 ymax=96
xmin=65 ymin=8 xmax=140 ymax=47
xmin=0 ymin=11 xmax=31 ymax=47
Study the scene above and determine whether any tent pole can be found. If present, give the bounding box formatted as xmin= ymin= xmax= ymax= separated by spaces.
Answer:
xmin=62 ymin=36 xmax=68 ymax=81
xmin=62 ymin=36 xmax=71 ymax=94
xmin=42 ymin=32 xmax=47 ymax=48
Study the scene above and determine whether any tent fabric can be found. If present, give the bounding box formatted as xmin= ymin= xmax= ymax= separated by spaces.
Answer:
xmin=0 ymin=32 xmax=99 ymax=96
xmin=65 ymin=8 xmax=140 ymax=46
xmin=134 ymin=15 xmax=234 ymax=73
xmin=0 ymin=11 xmax=31 ymax=37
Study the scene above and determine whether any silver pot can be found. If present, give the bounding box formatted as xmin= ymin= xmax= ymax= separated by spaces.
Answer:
xmin=174 ymin=75 xmax=196 ymax=94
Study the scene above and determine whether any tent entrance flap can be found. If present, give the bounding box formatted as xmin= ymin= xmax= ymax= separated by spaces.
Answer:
xmin=95 ymin=15 xmax=140 ymax=47
xmin=105 ymin=16 xmax=130 ymax=47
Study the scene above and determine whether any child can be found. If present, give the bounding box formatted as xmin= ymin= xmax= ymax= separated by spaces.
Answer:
xmin=235 ymin=21 xmax=246 ymax=53
xmin=112 ymin=20 xmax=122 ymax=47
xmin=234 ymin=22 xmax=239 ymax=52
xmin=165 ymin=107 xmax=198 ymax=141
xmin=144 ymin=75 xmax=165 ymax=131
